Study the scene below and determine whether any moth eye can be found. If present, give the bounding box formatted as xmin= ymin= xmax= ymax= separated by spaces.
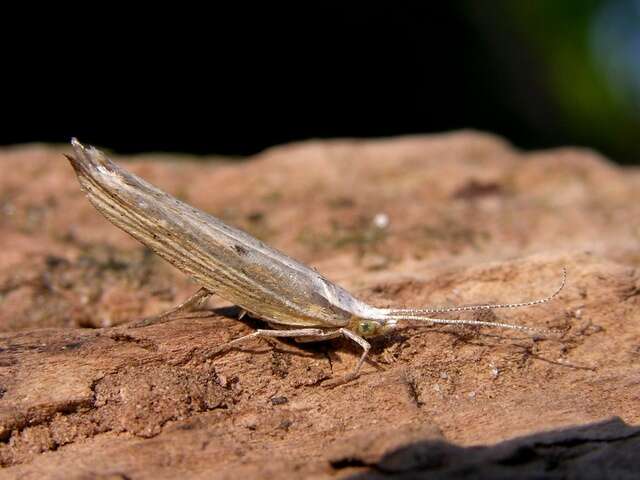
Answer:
xmin=358 ymin=320 xmax=379 ymax=336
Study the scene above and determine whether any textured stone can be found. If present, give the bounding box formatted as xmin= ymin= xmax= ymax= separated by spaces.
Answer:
xmin=0 ymin=132 xmax=639 ymax=478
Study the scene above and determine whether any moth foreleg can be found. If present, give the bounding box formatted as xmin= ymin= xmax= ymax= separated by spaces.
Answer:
xmin=323 ymin=329 xmax=371 ymax=388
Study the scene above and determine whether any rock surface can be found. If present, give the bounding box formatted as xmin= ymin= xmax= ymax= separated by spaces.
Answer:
xmin=0 ymin=132 xmax=639 ymax=478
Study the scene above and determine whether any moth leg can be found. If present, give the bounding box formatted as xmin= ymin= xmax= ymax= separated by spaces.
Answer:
xmin=203 ymin=328 xmax=338 ymax=359
xmin=226 ymin=328 xmax=333 ymax=348
xmin=127 ymin=287 xmax=213 ymax=328
xmin=323 ymin=328 xmax=371 ymax=388
xmin=294 ymin=330 xmax=342 ymax=343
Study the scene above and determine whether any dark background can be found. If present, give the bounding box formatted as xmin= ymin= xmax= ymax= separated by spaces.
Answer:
xmin=3 ymin=3 xmax=639 ymax=163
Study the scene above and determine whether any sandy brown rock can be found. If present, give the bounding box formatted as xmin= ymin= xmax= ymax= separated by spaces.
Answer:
xmin=0 ymin=132 xmax=639 ymax=478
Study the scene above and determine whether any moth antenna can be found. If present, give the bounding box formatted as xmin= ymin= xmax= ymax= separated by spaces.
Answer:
xmin=384 ymin=314 xmax=553 ymax=336
xmin=385 ymin=267 xmax=566 ymax=316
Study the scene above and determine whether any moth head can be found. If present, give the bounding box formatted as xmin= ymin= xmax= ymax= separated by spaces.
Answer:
xmin=351 ymin=316 xmax=397 ymax=337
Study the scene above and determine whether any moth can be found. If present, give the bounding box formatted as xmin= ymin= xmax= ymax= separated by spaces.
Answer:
xmin=66 ymin=139 xmax=564 ymax=385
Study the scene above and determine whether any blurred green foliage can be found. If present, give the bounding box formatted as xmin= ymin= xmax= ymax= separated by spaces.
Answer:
xmin=465 ymin=0 xmax=640 ymax=163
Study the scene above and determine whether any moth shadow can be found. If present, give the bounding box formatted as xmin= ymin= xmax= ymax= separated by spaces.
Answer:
xmin=424 ymin=326 xmax=595 ymax=371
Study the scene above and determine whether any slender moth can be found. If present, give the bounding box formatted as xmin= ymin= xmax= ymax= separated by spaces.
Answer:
xmin=65 ymin=139 xmax=565 ymax=385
